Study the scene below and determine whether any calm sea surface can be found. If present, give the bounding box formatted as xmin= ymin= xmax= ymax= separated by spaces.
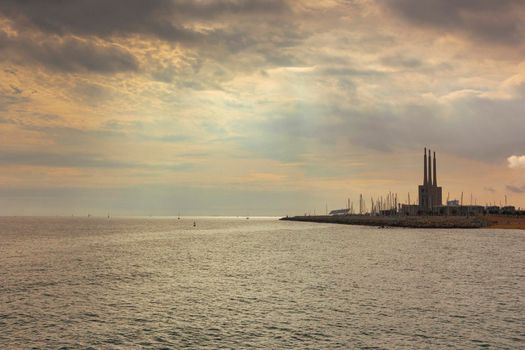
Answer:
xmin=1 ymin=217 xmax=524 ymax=349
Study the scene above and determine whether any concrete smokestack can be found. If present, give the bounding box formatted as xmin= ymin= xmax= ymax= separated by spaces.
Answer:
xmin=428 ymin=149 xmax=432 ymax=209
xmin=433 ymin=151 xmax=437 ymax=186
xmin=428 ymin=149 xmax=432 ymax=185
xmin=424 ymin=147 xmax=427 ymax=185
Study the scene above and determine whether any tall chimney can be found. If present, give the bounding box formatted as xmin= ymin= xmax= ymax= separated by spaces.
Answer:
xmin=433 ymin=151 xmax=437 ymax=186
xmin=428 ymin=149 xmax=432 ymax=209
xmin=428 ymin=149 xmax=432 ymax=185
xmin=424 ymin=147 xmax=427 ymax=185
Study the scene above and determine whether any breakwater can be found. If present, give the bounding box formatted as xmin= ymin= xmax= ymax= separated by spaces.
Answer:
xmin=281 ymin=215 xmax=490 ymax=229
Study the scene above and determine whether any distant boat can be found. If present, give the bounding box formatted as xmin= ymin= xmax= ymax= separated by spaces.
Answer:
xmin=193 ymin=221 xmax=196 ymax=227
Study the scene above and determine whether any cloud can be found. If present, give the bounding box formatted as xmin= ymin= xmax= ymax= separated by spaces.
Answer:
xmin=0 ymin=150 xmax=193 ymax=171
xmin=0 ymin=0 xmax=302 ymax=80
xmin=380 ymin=54 xmax=423 ymax=69
xmin=340 ymin=96 xmax=525 ymax=161
xmin=73 ymin=81 xmax=113 ymax=105
xmin=508 ymin=155 xmax=525 ymax=168
xmin=0 ymin=0 xmax=289 ymax=43
xmin=319 ymin=66 xmax=384 ymax=77
xmin=0 ymin=0 xmax=318 ymax=97
xmin=506 ymin=185 xmax=525 ymax=193
xmin=237 ymin=91 xmax=525 ymax=164
xmin=0 ymin=0 xmax=199 ymax=43
xmin=484 ymin=187 xmax=496 ymax=193
xmin=9 ymin=84 xmax=22 ymax=94
xmin=0 ymin=183 xmax=316 ymax=216
xmin=0 ymin=92 xmax=27 ymax=111
xmin=382 ymin=0 xmax=525 ymax=45
xmin=2 ymin=0 xmax=525 ymax=213
xmin=0 ymin=150 xmax=139 ymax=169
xmin=0 ymin=31 xmax=139 ymax=73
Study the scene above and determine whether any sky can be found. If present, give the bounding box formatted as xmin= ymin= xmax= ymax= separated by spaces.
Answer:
xmin=0 ymin=0 xmax=524 ymax=216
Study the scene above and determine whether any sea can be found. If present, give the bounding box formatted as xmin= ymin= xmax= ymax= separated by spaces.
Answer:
xmin=1 ymin=216 xmax=523 ymax=349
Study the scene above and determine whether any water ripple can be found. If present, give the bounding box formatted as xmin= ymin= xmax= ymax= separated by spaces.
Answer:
xmin=0 ymin=217 xmax=524 ymax=348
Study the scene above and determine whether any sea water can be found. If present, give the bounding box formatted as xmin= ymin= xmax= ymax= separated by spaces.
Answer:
xmin=1 ymin=217 xmax=523 ymax=349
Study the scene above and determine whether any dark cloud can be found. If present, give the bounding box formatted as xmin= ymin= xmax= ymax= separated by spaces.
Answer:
xmin=9 ymin=84 xmax=23 ymax=94
xmin=332 ymin=95 xmax=525 ymax=162
xmin=320 ymin=67 xmax=384 ymax=77
xmin=151 ymin=66 xmax=178 ymax=83
xmin=0 ymin=184 xmax=315 ymax=216
xmin=0 ymin=113 xmax=63 ymax=128
xmin=260 ymin=51 xmax=303 ymax=67
xmin=0 ymin=91 xmax=28 ymax=111
xmin=380 ymin=55 xmax=422 ymax=69
xmin=0 ymin=150 xmax=193 ymax=171
xmin=73 ymin=82 xmax=113 ymax=104
xmin=0 ymin=150 xmax=136 ymax=169
xmin=506 ymin=185 xmax=525 ymax=193
xmin=379 ymin=55 xmax=454 ymax=75
xmin=484 ymin=187 xmax=496 ymax=193
xmin=0 ymin=0 xmax=303 ymax=78
xmin=240 ymin=92 xmax=525 ymax=164
xmin=382 ymin=0 xmax=525 ymax=45
xmin=0 ymin=0 xmax=198 ymax=43
xmin=5 ymin=118 xmax=194 ymax=150
xmin=0 ymin=0 xmax=289 ymax=43
xmin=3 ymin=67 xmax=17 ymax=75
xmin=177 ymin=0 xmax=289 ymax=18
xmin=0 ymin=31 xmax=138 ymax=73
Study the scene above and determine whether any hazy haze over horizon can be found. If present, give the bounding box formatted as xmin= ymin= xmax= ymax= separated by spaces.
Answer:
xmin=1 ymin=0 xmax=524 ymax=215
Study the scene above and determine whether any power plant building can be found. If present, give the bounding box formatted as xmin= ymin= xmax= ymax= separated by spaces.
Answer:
xmin=418 ymin=148 xmax=442 ymax=211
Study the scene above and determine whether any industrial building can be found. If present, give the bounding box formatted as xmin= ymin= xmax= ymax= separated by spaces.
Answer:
xmin=419 ymin=148 xmax=442 ymax=211
xmin=329 ymin=147 xmax=522 ymax=218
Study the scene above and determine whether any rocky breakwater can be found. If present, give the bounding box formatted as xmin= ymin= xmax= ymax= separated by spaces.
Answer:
xmin=280 ymin=215 xmax=490 ymax=229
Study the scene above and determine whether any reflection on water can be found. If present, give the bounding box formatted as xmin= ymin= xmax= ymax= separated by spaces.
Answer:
xmin=0 ymin=217 xmax=524 ymax=348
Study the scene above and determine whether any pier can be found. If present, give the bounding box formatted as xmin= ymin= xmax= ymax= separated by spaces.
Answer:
xmin=281 ymin=215 xmax=490 ymax=229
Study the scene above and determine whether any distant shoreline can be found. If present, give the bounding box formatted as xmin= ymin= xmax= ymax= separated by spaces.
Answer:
xmin=281 ymin=215 xmax=525 ymax=230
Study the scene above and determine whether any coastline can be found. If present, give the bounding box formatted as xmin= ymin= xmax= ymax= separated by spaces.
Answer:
xmin=280 ymin=215 xmax=525 ymax=230
xmin=484 ymin=215 xmax=525 ymax=230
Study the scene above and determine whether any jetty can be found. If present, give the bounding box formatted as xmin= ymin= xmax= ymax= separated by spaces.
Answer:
xmin=280 ymin=215 xmax=490 ymax=229
xmin=282 ymin=147 xmax=525 ymax=230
